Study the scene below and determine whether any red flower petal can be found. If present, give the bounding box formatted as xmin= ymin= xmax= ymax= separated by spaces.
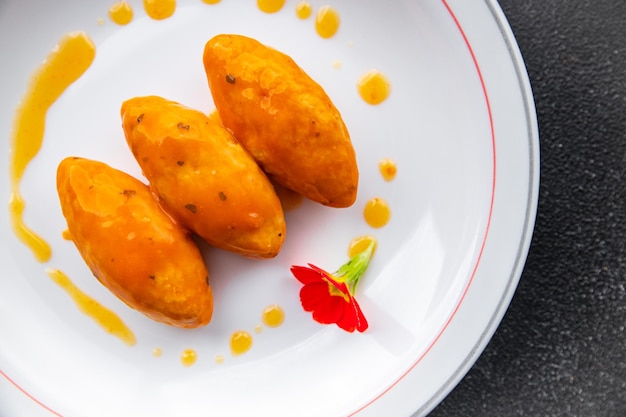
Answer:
xmin=290 ymin=265 xmax=324 ymax=285
xmin=348 ymin=297 xmax=369 ymax=332
xmin=300 ymin=282 xmax=344 ymax=324
xmin=291 ymin=262 xmax=369 ymax=333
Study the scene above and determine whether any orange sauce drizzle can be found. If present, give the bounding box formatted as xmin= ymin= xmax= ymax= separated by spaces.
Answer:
xmin=9 ymin=31 xmax=95 ymax=263
xmin=46 ymin=268 xmax=136 ymax=346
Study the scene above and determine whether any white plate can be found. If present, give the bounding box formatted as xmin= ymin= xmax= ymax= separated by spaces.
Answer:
xmin=0 ymin=0 xmax=538 ymax=416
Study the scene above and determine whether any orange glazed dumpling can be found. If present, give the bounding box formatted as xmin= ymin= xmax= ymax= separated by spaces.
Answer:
xmin=56 ymin=157 xmax=214 ymax=328
xmin=121 ymin=95 xmax=286 ymax=259
xmin=203 ymin=34 xmax=359 ymax=208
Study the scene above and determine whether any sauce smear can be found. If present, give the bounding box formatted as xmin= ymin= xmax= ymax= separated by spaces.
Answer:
xmin=9 ymin=31 xmax=95 ymax=263
xmin=357 ymin=70 xmax=391 ymax=105
xmin=46 ymin=268 xmax=136 ymax=346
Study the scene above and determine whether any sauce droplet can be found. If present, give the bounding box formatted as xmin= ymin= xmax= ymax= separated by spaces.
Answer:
xmin=315 ymin=6 xmax=340 ymax=38
xmin=9 ymin=31 xmax=95 ymax=263
xmin=181 ymin=349 xmax=197 ymax=366
xmin=109 ymin=1 xmax=134 ymax=25
xmin=357 ymin=69 xmax=391 ymax=105
xmin=202 ymin=0 xmax=221 ymax=4
xmin=254 ymin=324 xmax=264 ymax=334
xmin=215 ymin=354 xmax=225 ymax=364
xmin=61 ymin=229 xmax=72 ymax=241
xmin=46 ymin=268 xmax=136 ymax=346
xmin=143 ymin=0 xmax=176 ymax=20
xmin=261 ymin=304 xmax=285 ymax=328
xmin=378 ymin=158 xmax=397 ymax=181
xmin=152 ymin=347 xmax=163 ymax=357
xmin=257 ymin=0 xmax=286 ymax=14
xmin=295 ymin=1 xmax=312 ymax=19
xmin=363 ymin=197 xmax=391 ymax=228
xmin=332 ymin=60 xmax=342 ymax=69
xmin=230 ymin=330 xmax=253 ymax=356
xmin=348 ymin=235 xmax=378 ymax=258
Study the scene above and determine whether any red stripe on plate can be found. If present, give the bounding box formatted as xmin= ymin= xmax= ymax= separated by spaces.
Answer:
xmin=350 ymin=0 xmax=497 ymax=414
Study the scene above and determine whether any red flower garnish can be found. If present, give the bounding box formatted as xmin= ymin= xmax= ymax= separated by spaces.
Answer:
xmin=291 ymin=239 xmax=376 ymax=333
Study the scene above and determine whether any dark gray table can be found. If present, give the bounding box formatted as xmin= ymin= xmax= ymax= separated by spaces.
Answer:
xmin=430 ymin=1 xmax=626 ymax=416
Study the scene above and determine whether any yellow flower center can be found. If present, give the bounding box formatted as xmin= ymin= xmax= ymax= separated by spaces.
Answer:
xmin=325 ymin=277 xmax=350 ymax=302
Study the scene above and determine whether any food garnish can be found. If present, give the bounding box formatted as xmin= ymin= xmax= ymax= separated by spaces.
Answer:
xmin=291 ymin=239 xmax=376 ymax=333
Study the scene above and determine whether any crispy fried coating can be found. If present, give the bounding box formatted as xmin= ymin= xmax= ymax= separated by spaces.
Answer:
xmin=56 ymin=157 xmax=213 ymax=328
xmin=121 ymin=95 xmax=286 ymax=259
xmin=203 ymin=34 xmax=358 ymax=208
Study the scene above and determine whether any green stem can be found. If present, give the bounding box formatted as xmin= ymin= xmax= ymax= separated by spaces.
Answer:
xmin=334 ymin=240 xmax=376 ymax=294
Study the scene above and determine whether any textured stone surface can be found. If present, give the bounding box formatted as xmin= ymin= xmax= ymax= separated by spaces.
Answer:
xmin=429 ymin=1 xmax=626 ymax=416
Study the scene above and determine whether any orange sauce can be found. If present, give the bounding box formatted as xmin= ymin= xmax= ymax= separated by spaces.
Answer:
xmin=181 ymin=348 xmax=197 ymax=366
xmin=273 ymin=182 xmax=303 ymax=211
xmin=257 ymin=0 xmax=286 ymax=14
xmin=152 ymin=347 xmax=163 ymax=357
xmin=261 ymin=304 xmax=285 ymax=328
xmin=363 ymin=197 xmax=391 ymax=228
xmin=295 ymin=1 xmax=312 ymax=19
xmin=61 ymin=229 xmax=72 ymax=241
xmin=9 ymin=31 xmax=95 ymax=263
xmin=378 ymin=158 xmax=397 ymax=181
xmin=230 ymin=330 xmax=253 ymax=356
xmin=202 ymin=0 xmax=222 ymax=4
xmin=109 ymin=1 xmax=134 ymax=25
xmin=46 ymin=268 xmax=136 ymax=346
xmin=348 ymin=235 xmax=378 ymax=258
xmin=143 ymin=0 xmax=176 ymax=20
xmin=315 ymin=6 xmax=340 ymax=38
xmin=357 ymin=70 xmax=391 ymax=105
